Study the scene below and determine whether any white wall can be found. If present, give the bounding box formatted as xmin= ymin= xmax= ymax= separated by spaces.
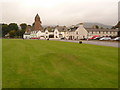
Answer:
xmin=88 ymin=31 xmax=118 ymax=37
xmin=23 ymin=35 xmax=30 ymax=39
xmin=54 ymin=29 xmax=60 ymax=38
xmin=74 ymin=24 xmax=88 ymax=39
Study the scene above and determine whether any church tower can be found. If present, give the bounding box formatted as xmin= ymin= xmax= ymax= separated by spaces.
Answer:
xmin=34 ymin=14 xmax=42 ymax=31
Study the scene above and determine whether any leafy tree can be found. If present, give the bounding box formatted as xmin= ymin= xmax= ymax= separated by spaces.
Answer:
xmin=100 ymin=27 xmax=104 ymax=29
xmin=2 ymin=24 xmax=9 ymax=37
xmin=111 ymin=26 xmax=116 ymax=29
xmin=9 ymin=30 xmax=16 ymax=38
xmin=93 ymin=25 xmax=99 ymax=29
xmin=16 ymin=30 xmax=25 ymax=38
xmin=115 ymin=21 xmax=120 ymax=36
xmin=95 ymin=25 xmax=99 ymax=29
xmin=28 ymin=25 xmax=32 ymax=27
xmin=8 ymin=23 xmax=18 ymax=31
xmin=20 ymin=23 xmax=27 ymax=30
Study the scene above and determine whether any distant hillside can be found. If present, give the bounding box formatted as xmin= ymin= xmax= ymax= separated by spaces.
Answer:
xmin=43 ymin=22 xmax=113 ymax=29
xmin=83 ymin=22 xmax=113 ymax=29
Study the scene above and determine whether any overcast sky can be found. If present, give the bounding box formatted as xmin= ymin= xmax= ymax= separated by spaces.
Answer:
xmin=0 ymin=0 xmax=119 ymax=26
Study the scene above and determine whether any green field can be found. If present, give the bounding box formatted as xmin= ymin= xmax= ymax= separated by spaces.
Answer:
xmin=2 ymin=39 xmax=118 ymax=88
xmin=0 ymin=39 xmax=2 ymax=89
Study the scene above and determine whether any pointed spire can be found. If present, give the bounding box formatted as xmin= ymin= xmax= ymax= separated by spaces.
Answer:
xmin=35 ymin=13 xmax=40 ymax=18
xmin=35 ymin=13 xmax=40 ymax=22
xmin=34 ymin=13 xmax=42 ymax=31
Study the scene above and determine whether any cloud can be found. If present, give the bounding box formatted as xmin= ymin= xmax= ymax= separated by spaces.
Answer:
xmin=1 ymin=0 xmax=119 ymax=26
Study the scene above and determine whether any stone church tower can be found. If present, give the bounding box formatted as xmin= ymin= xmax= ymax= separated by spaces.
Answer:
xmin=33 ymin=14 xmax=42 ymax=31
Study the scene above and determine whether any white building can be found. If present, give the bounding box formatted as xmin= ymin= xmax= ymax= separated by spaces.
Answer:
xmin=23 ymin=14 xmax=118 ymax=40
xmin=24 ymin=23 xmax=118 ymax=40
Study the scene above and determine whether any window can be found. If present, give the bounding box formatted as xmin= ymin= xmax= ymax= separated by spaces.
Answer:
xmin=99 ymin=31 xmax=100 ymax=34
xmin=106 ymin=31 xmax=108 ymax=34
xmin=73 ymin=36 xmax=74 ymax=39
xmin=77 ymin=36 xmax=79 ymax=39
xmin=76 ymin=32 xmax=78 ymax=34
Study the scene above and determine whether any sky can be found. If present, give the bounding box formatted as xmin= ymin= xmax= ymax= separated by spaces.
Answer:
xmin=0 ymin=0 xmax=119 ymax=26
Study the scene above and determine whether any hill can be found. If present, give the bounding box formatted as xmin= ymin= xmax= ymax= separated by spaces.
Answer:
xmin=82 ymin=22 xmax=112 ymax=29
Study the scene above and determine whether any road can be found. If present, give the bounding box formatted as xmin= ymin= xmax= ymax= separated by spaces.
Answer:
xmin=56 ymin=40 xmax=119 ymax=47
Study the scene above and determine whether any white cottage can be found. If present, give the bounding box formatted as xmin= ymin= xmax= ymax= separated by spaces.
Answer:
xmin=67 ymin=23 xmax=118 ymax=40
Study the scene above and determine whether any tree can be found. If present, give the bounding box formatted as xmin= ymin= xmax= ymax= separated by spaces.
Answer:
xmin=111 ymin=26 xmax=116 ymax=29
xmin=2 ymin=24 xmax=9 ymax=37
xmin=20 ymin=30 xmax=25 ymax=36
xmin=20 ymin=23 xmax=27 ymax=30
xmin=9 ymin=30 xmax=16 ymax=38
xmin=115 ymin=21 xmax=120 ymax=28
xmin=100 ymin=27 xmax=104 ymax=29
xmin=8 ymin=23 xmax=18 ymax=31
xmin=115 ymin=21 xmax=120 ymax=36
xmin=16 ymin=29 xmax=25 ymax=38
xmin=93 ymin=25 xmax=99 ymax=29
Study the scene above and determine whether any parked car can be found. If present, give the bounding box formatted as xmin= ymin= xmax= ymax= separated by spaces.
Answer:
xmin=93 ymin=37 xmax=102 ymax=40
xmin=31 ymin=37 xmax=40 ymax=39
xmin=99 ymin=37 xmax=111 ymax=40
xmin=61 ymin=37 xmax=65 ymax=40
xmin=112 ymin=37 xmax=120 ymax=41
xmin=88 ymin=35 xmax=100 ymax=40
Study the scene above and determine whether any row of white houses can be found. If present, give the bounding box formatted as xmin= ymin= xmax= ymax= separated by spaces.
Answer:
xmin=23 ymin=23 xmax=119 ymax=40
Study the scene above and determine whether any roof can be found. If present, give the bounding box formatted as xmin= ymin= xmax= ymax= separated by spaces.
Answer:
xmin=85 ymin=28 xmax=119 ymax=32
xmin=24 ymin=32 xmax=31 ymax=35
xmin=69 ymin=27 xmax=78 ymax=31
xmin=35 ymin=14 xmax=40 ymax=19
xmin=56 ymin=26 xmax=68 ymax=32
xmin=44 ymin=27 xmax=55 ymax=32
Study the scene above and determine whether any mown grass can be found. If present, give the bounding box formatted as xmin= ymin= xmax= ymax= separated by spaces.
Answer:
xmin=0 ymin=39 xmax=2 ymax=89
xmin=2 ymin=39 xmax=118 ymax=88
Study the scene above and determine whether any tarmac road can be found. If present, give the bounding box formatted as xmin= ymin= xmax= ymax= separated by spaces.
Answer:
xmin=59 ymin=40 xmax=119 ymax=47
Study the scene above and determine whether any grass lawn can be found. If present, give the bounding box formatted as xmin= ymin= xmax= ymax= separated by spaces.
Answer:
xmin=0 ymin=39 xmax=2 ymax=89
xmin=2 ymin=39 xmax=118 ymax=88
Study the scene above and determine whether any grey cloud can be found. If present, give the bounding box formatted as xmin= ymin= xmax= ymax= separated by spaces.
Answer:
xmin=1 ymin=0 xmax=119 ymax=26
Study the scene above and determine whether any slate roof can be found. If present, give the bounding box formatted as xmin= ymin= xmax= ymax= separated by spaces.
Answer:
xmin=56 ymin=26 xmax=68 ymax=32
xmin=44 ymin=27 xmax=55 ymax=32
xmin=24 ymin=32 xmax=31 ymax=35
xmin=85 ymin=28 xmax=119 ymax=32
xmin=69 ymin=27 xmax=78 ymax=31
